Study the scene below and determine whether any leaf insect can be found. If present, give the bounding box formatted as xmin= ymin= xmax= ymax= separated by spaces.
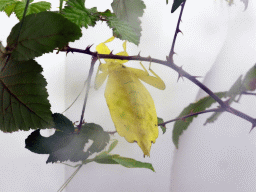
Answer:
xmin=95 ymin=37 xmax=165 ymax=157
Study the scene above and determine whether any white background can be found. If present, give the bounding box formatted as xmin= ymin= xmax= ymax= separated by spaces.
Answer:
xmin=0 ymin=0 xmax=256 ymax=191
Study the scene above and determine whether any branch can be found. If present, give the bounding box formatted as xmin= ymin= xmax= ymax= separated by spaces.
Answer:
xmin=168 ymin=0 xmax=187 ymax=63
xmin=158 ymin=108 xmax=224 ymax=127
xmin=60 ymin=46 xmax=256 ymax=130
xmin=77 ymin=56 xmax=97 ymax=131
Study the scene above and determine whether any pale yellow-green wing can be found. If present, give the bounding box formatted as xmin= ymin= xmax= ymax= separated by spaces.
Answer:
xmin=104 ymin=64 xmax=158 ymax=156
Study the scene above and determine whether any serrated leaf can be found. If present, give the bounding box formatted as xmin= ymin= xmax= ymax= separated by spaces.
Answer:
xmin=173 ymin=92 xmax=227 ymax=148
xmin=107 ymin=16 xmax=139 ymax=45
xmin=107 ymin=140 xmax=118 ymax=153
xmin=26 ymin=120 xmax=110 ymax=163
xmin=0 ymin=45 xmax=53 ymax=132
xmin=47 ymin=123 xmax=110 ymax=163
xmin=111 ymin=0 xmax=146 ymax=45
xmin=158 ymin=117 xmax=166 ymax=134
xmin=4 ymin=2 xmax=16 ymax=16
xmin=0 ymin=0 xmax=16 ymax=12
xmin=171 ymin=0 xmax=185 ymax=13
xmin=62 ymin=0 xmax=99 ymax=28
xmin=6 ymin=11 xmax=82 ymax=61
xmin=14 ymin=1 xmax=51 ymax=21
xmin=52 ymin=113 xmax=74 ymax=134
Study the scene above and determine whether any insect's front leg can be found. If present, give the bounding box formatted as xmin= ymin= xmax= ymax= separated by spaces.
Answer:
xmin=128 ymin=62 xmax=166 ymax=90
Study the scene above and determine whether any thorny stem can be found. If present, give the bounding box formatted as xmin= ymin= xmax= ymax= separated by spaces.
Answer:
xmin=62 ymin=47 xmax=256 ymax=129
xmin=168 ymin=0 xmax=186 ymax=63
xmin=241 ymin=91 xmax=256 ymax=96
xmin=158 ymin=108 xmax=223 ymax=126
xmin=60 ymin=0 xmax=256 ymax=130
xmin=77 ymin=56 xmax=97 ymax=131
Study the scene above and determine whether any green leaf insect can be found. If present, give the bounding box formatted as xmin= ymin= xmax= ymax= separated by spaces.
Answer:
xmin=95 ymin=37 xmax=165 ymax=157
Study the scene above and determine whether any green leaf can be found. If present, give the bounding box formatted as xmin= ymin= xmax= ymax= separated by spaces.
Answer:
xmin=205 ymin=64 xmax=256 ymax=125
xmin=93 ymin=154 xmax=154 ymax=171
xmin=106 ymin=16 xmax=139 ymax=45
xmin=25 ymin=113 xmax=74 ymax=154
xmin=99 ymin=9 xmax=114 ymax=18
xmin=2 ymin=0 xmax=17 ymax=16
xmin=111 ymin=0 xmax=146 ymax=45
xmin=227 ymin=75 xmax=243 ymax=97
xmin=158 ymin=117 xmax=166 ymax=134
xmin=26 ymin=121 xmax=110 ymax=163
xmin=107 ymin=140 xmax=118 ymax=153
xmin=241 ymin=64 xmax=256 ymax=91
xmin=0 ymin=44 xmax=53 ymax=132
xmin=173 ymin=92 xmax=227 ymax=148
xmin=112 ymin=155 xmax=155 ymax=172
xmin=93 ymin=153 xmax=155 ymax=172
xmin=6 ymin=11 xmax=82 ymax=61
xmin=0 ymin=0 xmax=16 ymax=12
xmin=14 ymin=1 xmax=51 ymax=21
xmin=52 ymin=113 xmax=74 ymax=134
xmin=204 ymin=75 xmax=243 ymax=125
xmin=171 ymin=0 xmax=185 ymax=13
xmin=62 ymin=0 xmax=99 ymax=28
xmin=93 ymin=152 xmax=119 ymax=164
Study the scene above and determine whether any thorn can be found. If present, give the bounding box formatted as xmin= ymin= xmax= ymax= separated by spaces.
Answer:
xmin=137 ymin=51 xmax=141 ymax=57
xmin=192 ymin=76 xmax=203 ymax=79
xmin=177 ymin=66 xmax=184 ymax=82
xmin=110 ymin=50 xmax=114 ymax=55
xmin=66 ymin=49 xmax=73 ymax=56
xmin=249 ymin=124 xmax=255 ymax=133
xmin=85 ymin=44 xmax=93 ymax=51
xmin=169 ymin=51 xmax=177 ymax=63
xmin=177 ymin=29 xmax=183 ymax=35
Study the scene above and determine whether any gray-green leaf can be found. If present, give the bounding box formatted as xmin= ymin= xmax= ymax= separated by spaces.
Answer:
xmin=111 ymin=0 xmax=146 ymax=45
xmin=106 ymin=16 xmax=139 ymax=45
xmin=173 ymin=92 xmax=227 ymax=148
